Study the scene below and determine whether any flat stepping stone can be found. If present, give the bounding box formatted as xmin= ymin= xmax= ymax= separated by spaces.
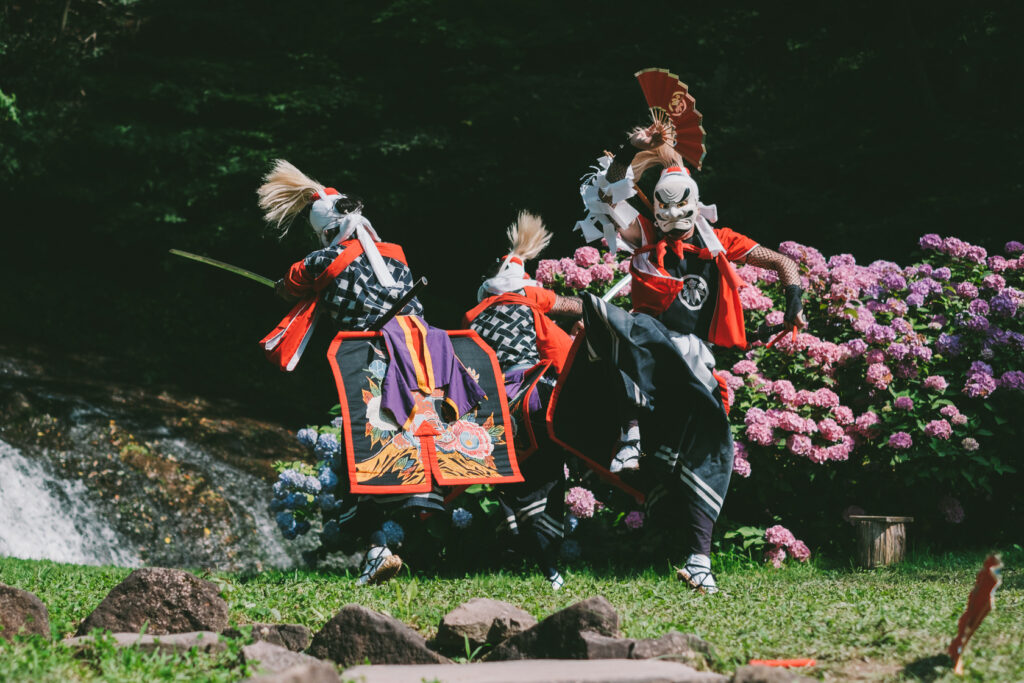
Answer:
xmin=341 ymin=659 xmax=726 ymax=683
xmin=62 ymin=631 xmax=225 ymax=655
xmin=240 ymin=641 xmax=323 ymax=674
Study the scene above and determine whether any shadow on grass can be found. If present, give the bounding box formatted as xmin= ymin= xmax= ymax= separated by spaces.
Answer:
xmin=902 ymin=654 xmax=952 ymax=681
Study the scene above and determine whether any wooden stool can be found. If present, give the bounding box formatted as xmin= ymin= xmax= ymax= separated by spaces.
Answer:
xmin=848 ymin=515 xmax=914 ymax=567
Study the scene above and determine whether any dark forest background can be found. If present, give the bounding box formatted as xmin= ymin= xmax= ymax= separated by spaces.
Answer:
xmin=2 ymin=0 xmax=1022 ymax=422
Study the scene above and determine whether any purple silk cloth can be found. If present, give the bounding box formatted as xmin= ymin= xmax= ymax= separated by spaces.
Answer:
xmin=379 ymin=316 xmax=487 ymax=429
xmin=503 ymin=366 xmax=543 ymax=415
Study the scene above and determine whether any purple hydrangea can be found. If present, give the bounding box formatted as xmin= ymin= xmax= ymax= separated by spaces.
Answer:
xmin=1006 ymin=241 xmax=1024 ymax=254
xmin=623 ymin=511 xmax=645 ymax=530
xmin=919 ymin=234 xmax=942 ymax=250
xmin=888 ymin=431 xmax=913 ymax=449
xmin=894 ymin=396 xmax=914 ymax=411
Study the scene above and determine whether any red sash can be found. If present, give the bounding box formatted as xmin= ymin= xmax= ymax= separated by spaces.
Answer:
xmin=260 ymin=241 xmax=408 ymax=371
xmin=463 ymin=291 xmax=573 ymax=373
xmin=630 ymin=239 xmax=748 ymax=349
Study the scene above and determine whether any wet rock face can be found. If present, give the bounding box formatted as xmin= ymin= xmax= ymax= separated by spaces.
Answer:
xmin=433 ymin=598 xmax=537 ymax=654
xmin=307 ymin=604 xmax=451 ymax=667
xmin=485 ymin=595 xmax=621 ymax=661
xmin=0 ymin=584 xmax=50 ymax=641
xmin=74 ymin=567 xmax=229 ymax=636
xmin=0 ymin=345 xmax=309 ymax=571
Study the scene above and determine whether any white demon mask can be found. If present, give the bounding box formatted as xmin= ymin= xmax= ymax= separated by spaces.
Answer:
xmin=653 ymin=169 xmax=701 ymax=236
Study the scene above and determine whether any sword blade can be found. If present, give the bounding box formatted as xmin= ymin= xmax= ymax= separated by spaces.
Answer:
xmin=602 ymin=274 xmax=632 ymax=302
xmin=169 ymin=249 xmax=275 ymax=288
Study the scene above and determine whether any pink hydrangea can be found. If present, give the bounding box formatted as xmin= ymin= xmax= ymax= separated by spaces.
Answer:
xmin=535 ymin=259 xmax=560 ymax=285
xmin=866 ymin=363 xmax=893 ymax=390
xmin=564 ymin=265 xmax=593 ymax=289
xmin=732 ymin=455 xmax=751 ymax=478
xmin=924 ymin=375 xmax=948 ymax=392
xmin=818 ymin=418 xmax=845 ymax=442
xmin=924 ymin=419 xmax=952 ymax=440
xmin=623 ymin=510 xmax=645 ymax=530
xmin=961 ymin=437 xmax=979 ymax=452
xmin=765 ymin=525 xmax=796 ymax=547
xmin=787 ymin=434 xmax=812 ymax=456
xmin=765 ymin=546 xmax=787 ymax=569
xmin=565 ymin=486 xmax=598 ymax=519
xmin=832 ymin=405 xmax=855 ymax=425
xmin=810 ymin=388 xmax=840 ymax=408
xmin=732 ymin=360 xmax=758 ymax=375
xmin=788 ymin=540 xmax=811 ymax=562
xmin=574 ymin=246 xmax=601 ymax=268
xmin=589 ymin=263 xmax=615 ymax=284
xmin=740 ymin=285 xmax=775 ymax=311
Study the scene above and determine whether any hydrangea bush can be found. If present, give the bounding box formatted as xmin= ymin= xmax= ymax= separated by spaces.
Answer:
xmin=720 ymin=235 xmax=1023 ymax=540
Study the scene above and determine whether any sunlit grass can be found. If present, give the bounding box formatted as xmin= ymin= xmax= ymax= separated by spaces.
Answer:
xmin=1 ymin=548 xmax=1020 ymax=681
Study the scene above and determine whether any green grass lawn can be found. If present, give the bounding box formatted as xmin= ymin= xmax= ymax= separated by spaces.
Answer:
xmin=0 ymin=549 xmax=1020 ymax=682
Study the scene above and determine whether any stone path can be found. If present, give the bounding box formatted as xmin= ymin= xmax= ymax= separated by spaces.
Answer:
xmin=340 ymin=658 xmax=726 ymax=683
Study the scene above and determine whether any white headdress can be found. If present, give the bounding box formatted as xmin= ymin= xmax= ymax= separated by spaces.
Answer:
xmin=257 ymin=159 xmax=396 ymax=289
xmin=477 ymin=211 xmax=550 ymax=301
xmin=574 ymin=155 xmax=640 ymax=253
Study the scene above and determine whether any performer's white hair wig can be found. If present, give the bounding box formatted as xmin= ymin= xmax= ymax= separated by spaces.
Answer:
xmin=257 ymin=159 xmax=326 ymax=235
xmin=506 ymin=211 xmax=551 ymax=262
xmin=629 ymin=116 xmax=685 ymax=179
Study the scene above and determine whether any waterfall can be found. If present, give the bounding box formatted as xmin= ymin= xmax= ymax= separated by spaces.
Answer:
xmin=0 ymin=439 xmax=140 ymax=567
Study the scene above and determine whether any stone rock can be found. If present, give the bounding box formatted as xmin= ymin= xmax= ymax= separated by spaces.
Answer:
xmin=485 ymin=596 xmax=621 ymax=661
xmin=342 ymin=658 xmax=727 ymax=682
xmin=579 ymin=631 xmax=634 ymax=659
xmin=307 ymin=604 xmax=450 ymax=667
xmin=223 ymin=623 xmax=312 ymax=652
xmin=632 ymin=630 xmax=712 ymax=667
xmin=62 ymin=631 xmax=225 ymax=654
xmin=241 ymin=641 xmax=323 ymax=674
xmin=433 ymin=598 xmax=537 ymax=654
xmin=75 ymin=567 xmax=229 ymax=636
xmin=730 ymin=665 xmax=817 ymax=683
xmin=243 ymin=661 xmax=340 ymax=683
xmin=0 ymin=583 xmax=50 ymax=641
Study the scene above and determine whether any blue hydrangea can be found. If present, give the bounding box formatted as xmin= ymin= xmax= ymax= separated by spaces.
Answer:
xmin=269 ymin=497 xmax=285 ymax=512
xmin=317 ymin=467 xmax=338 ymax=492
xmin=321 ymin=519 xmax=343 ymax=544
xmin=331 ymin=416 xmax=345 ymax=428
xmin=299 ymin=474 xmax=322 ymax=495
xmin=451 ymin=508 xmax=473 ymax=529
xmin=318 ymin=492 xmax=341 ymax=514
xmin=565 ymin=514 xmax=579 ymax=535
xmin=279 ymin=470 xmax=305 ymax=488
xmin=284 ymin=492 xmax=310 ymax=510
xmin=282 ymin=524 xmax=299 ymax=540
xmin=314 ymin=433 xmax=340 ymax=460
xmin=295 ymin=520 xmax=311 ymax=536
xmin=296 ymin=428 xmax=318 ymax=450
xmin=272 ymin=481 xmax=289 ymax=499
xmin=369 ymin=359 xmax=388 ymax=380
xmin=381 ymin=520 xmax=405 ymax=546
xmin=275 ymin=511 xmax=295 ymax=531
xmin=560 ymin=539 xmax=582 ymax=561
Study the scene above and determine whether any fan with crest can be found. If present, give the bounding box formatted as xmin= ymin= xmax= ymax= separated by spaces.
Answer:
xmin=634 ymin=68 xmax=707 ymax=170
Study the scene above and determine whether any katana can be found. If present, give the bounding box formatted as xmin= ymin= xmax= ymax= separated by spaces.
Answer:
xmin=169 ymin=249 xmax=276 ymax=288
